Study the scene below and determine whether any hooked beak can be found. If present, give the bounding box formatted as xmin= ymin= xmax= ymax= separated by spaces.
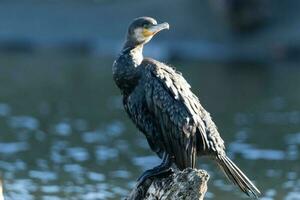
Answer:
xmin=149 ymin=22 xmax=170 ymax=33
xmin=143 ymin=22 xmax=170 ymax=37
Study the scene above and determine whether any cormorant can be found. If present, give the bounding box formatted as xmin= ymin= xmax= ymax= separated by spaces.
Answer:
xmin=112 ymin=17 xmax=260 ymax=198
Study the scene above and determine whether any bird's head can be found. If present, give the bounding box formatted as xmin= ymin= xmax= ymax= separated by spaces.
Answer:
xmin=125 ymin=17 xmax=169 ymax=47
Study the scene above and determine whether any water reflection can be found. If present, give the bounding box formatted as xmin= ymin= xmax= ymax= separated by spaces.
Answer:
xmin=0 ymin=142 xmax=28 ymax=154
xmin=0 ymin=103 xmax=11 ymax=117
xmin=229 ymin=141 xmax=286 ymax=160
xmin=0 ymin=54 xmax=299 ymax=199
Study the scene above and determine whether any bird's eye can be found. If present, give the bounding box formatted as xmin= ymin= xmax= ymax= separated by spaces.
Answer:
xmin=143 ymin=24 xmax=150 ymax=29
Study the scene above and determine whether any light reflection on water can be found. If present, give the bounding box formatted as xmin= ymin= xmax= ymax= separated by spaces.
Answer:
xmin=0 ymin=54 xmax=299 ymax=199
xmin=229 ymin=142 xmax=286 ymax=160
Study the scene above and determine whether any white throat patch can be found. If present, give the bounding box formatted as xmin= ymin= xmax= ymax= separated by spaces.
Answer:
xmin=130 ymin=47 xmax=143 ymax=66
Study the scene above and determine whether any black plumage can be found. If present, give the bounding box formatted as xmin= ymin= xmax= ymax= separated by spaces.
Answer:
xmin=112 ymin=17 xmax=260 ymax=198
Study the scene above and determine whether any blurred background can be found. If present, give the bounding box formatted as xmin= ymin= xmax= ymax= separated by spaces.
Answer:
xmin=0 ymin=0 xmax=299 ymax=199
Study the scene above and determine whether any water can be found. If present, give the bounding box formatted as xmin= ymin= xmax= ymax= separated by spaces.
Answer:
xmin=0 ymin=53 xmax=299 ymax=199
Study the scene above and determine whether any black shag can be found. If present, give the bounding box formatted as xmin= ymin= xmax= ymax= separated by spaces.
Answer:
xmin=112 ymin=17 xmax=261 ymax=198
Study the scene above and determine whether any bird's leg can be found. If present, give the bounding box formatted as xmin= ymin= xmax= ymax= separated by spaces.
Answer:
xmin=136 ymin=153 xmax=174 ymax=187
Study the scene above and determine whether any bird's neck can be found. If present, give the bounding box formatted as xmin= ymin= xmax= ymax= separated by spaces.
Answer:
xmin=122 ymin=42 xmax=144 ymax=66
xmin=112 ymin=42 xmax=144 ymax=95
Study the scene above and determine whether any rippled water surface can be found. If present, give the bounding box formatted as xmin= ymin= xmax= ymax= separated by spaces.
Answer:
xmin=0 ymin=54 xmax=299 ymax=200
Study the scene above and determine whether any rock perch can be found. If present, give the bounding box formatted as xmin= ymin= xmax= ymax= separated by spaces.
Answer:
xmin=126 ymin=168 xmax=209 ymax=200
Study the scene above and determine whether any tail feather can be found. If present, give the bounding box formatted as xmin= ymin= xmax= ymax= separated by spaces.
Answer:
xmin=217 ymin=155 xmax=261 ymax=198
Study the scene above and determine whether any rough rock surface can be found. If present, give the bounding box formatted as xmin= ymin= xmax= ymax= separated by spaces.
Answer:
xmin=126 ymin=168 xmax=209 ymax=200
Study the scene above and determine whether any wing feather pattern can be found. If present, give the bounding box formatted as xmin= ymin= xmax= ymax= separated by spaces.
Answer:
xmin=142 ymin=58 xmax=223 ymax=169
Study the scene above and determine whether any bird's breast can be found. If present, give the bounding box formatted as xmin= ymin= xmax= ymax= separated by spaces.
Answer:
xmin=112 ymin=58 xmax=141 ymax=95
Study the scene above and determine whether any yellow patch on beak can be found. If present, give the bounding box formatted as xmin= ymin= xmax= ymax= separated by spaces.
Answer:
xmin=142 ymin=28 xmax=155 ymax=37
